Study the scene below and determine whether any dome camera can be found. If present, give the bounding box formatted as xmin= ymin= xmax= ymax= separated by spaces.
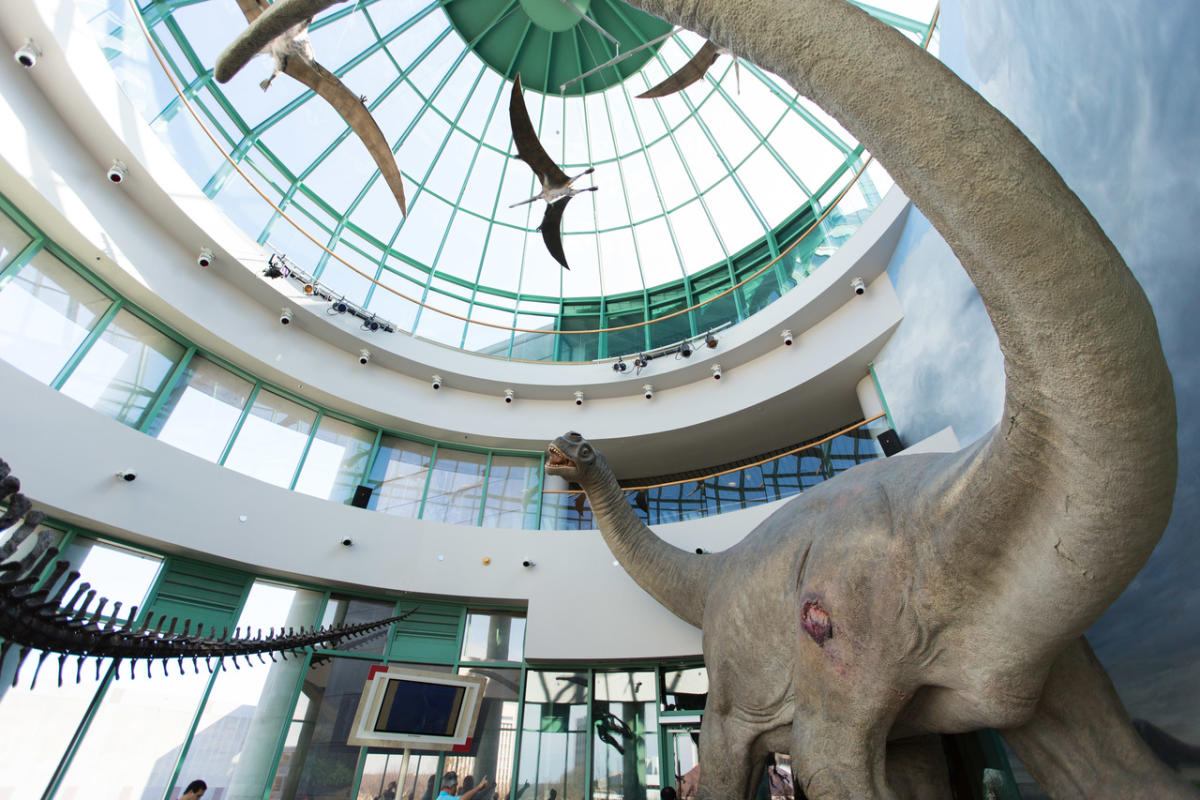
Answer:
xmin=279 ymin=307 xmax=293 ymax=325
xmin=116 ymin=469 xmax=137 ymax=482
xmin=851 ymin=277 xmax=866 ymax=296
xmin=504 ymin=389 xmax=514 ymax=404
xmin=711 ymin=363 xmax=723 ymax=380
xmin=107 ymin=159 xmax=128 ymax=184
xmin=197 ymin=247 xmax=213 ymax=268
xmin=643 ymin=384 xmax=654 ymax=400
xmin=358 ymin=348 xmax=370 ymax=366
xmin=431 ymin=374 xmax=442 ymax=390
xmin=573 ymin=391 xmax=585 ymax=406
xmin=781 ymin=329 xmax=794 ymax=346
xmin=14 ymin=39 xmax=41 ymax=68
xmin=522 ymin=559 xmax=536 ymax=568
xmin=695 ymin=547 xmax=709 ymax=554
xmin=341 ymin=538 xmax=353 ymax=547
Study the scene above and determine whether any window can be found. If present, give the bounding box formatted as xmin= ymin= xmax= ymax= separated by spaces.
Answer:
xmin=0 ymin=209 xmax=31 ymax=269
xmin=422 ymin=447 xmax=488 ymax=525
xmin=0 ymin=249 xmax=112 ymax=383
xmin=367 ymin=436 xmax=434 ymax=518
xmin=58 ymin=309 xmax=186 ymax=427
xmin=147 ymin=356 xmax=254 ymax=461
xmin=481 ymin=456 xmax=541 ymax=530
xmin=461 ymin=612 xmax=526 ymax=663
xmin=592 ymin=671 xmax=659 ymax=800
xmin=293 ymin=415 xmax=377 ymax=503
xmin=518 ymin=671 xmax=589 ymax=800
xmin=223 ymin=389 xmax=317 ymax=487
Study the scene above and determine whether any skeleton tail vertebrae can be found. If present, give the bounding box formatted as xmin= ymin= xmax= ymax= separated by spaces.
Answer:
xmin=0 ymin=458 xmax=413 ymax=688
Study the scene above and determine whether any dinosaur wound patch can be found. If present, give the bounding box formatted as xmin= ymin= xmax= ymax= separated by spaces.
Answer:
xmin=802 ymin=600 xmax=833 ymax=646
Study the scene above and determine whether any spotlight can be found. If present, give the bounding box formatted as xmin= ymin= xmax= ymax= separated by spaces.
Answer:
xmin=522 ymin=559 xmax=536 ymax=568
xmin=197 ymin=247 xmax=213 ymax=268
xmin=116 ymin=469 xmax=137 ymax=482
xmin=107 ymin=159 xmax=128 ymax=184
xmin=851 ymin=277 xmax=866 ymax=296
xmin=14 ymin=39 xmax=41 ymax=68
xmin=711 ymin=363 xmax=723 ymax=380
xmin=504 ymin=389 xmax=515 ymax=404
xmin=333 ymin=299 xmax=348 ymax=313
xmin=431 ymin=375 xmax=443 ymax=390
xmin=781 ymin=329 xmax=794 ymax=346
xmin=679 ymin=340 xmax=692 ymax=358
xmin=634 ymin=354 xmax=648 ymax=369
xmin=612 ymin=358 xmax=627 ymax=373
xmin=705 ymin=332 xmax=718 ymax=349
xmin=279 ymin=307 xmax=293 ymax=325
xmin=263 ymin=255 xmax=288 ymax=279
xmin=643 ymin=384 xmax=654 ymax=400
xmin=358 ymin=348 xmax=370 ymax=366
xmin=341 ymin=538 xmax=353 ymax=547
xmin=366 ymin=317 xmax=381 ymax=332
xmin=573 ymin=391 xmax=585 ymax=406
xmin=303 ymin=283 xmax=315 ymax=295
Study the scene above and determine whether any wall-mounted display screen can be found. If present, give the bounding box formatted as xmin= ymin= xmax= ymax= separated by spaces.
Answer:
xmin=348 ymin=666 xmax=487 ymax=750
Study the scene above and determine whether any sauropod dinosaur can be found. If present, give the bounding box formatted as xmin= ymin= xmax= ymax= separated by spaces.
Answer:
xmin=540 ymin=2 xmax=1189 ymax=796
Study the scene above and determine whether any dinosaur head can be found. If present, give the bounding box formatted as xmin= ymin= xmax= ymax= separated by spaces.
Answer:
xmin=546 ymin=431 xmax=601 ymax=484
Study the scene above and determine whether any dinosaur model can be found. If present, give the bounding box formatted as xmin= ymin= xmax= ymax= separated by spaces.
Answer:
xmin=637 ymin=40 xmax=740 ymax=99
xmin=0 ymin=458 xmax=411 ymax=688
xmin=542 ymin=0 xmax=1191 ymax=793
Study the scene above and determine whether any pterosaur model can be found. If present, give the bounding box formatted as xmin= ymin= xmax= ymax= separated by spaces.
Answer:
xmin=637 ymin=40 xmax=738 ymax=99
xmin=508 ymin=75 xmax=598 ymax=270
xmin=217 ymin=0 xmax=407 ymax=216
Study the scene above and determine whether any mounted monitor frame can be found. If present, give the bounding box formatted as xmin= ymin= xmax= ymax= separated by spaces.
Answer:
xmin=348 ymin=665 xmax=488 ymax=751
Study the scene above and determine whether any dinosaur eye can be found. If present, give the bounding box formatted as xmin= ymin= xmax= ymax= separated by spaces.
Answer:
xmin=579 ymin=445 xmax=593 ymax=458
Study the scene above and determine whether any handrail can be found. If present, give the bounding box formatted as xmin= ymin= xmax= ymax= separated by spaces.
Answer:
xmin=543 ymin=412 xmax=885 ymax=493
xmin=125 ymin=2 xmax=939 ymax=341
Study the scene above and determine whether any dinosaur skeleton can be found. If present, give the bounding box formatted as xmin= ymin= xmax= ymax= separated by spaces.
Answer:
xmin=0 ymin=458 xmax=411 ymax=689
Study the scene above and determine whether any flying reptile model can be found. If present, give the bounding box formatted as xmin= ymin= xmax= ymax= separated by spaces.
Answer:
xmin=509 ymin=75 xmax=598 ymax=270
xmin=637 ymin=40 xmax=739 ymax=99
xmin=217 ymin=0 xmax=407 ymax=216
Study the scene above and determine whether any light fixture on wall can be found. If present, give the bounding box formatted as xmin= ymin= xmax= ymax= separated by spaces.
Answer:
xmin=851 ymin=277 xmax=866 ymax=295
xmin=14 ymin=39 xmax=41 ymax=68
xmin=711 ymin=363 xmax=723 ymax=380
xmin=107 ymin=159 xmax=128 ymax=184
xmin=781 ymin=329 xmax=794 ymax=346
xmin=705 ymin=331 xmax=718 ymax=349
xmin=574 ymin=391 xmax=585 ymax=406
xmin=358 ymin=348 xmax=370 ymax=365
xmin=643 ymin=384 xmax=654 ymax=400
xmin=279 ymin=307 xmax=293 ymax=325
xmin=197 ymin=248 xmax=213 ymax=268
xmin=431 ymin=375 xmax=443 ymax=390
xmin=504 ymin=389 xmax=515 ymax=404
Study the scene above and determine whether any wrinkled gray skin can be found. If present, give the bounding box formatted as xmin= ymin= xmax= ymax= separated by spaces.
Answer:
xmin=213 ymin=0 xmax=1188 ymax=796
xmin=546 ymin=1 xmax=1193 ymax=798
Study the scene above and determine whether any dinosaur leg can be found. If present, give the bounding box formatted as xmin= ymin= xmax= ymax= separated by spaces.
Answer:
xmin=884 ymin=736 xmax=952 ymax=800
xmin=999 ymin=636 xmax=1198 ymax=799
xmin=694 ymin=710 xmax=766 ymax=800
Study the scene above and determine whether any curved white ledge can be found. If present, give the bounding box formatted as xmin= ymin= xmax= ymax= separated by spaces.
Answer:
xmin=0 ymin=0 xmax=905 ymax=473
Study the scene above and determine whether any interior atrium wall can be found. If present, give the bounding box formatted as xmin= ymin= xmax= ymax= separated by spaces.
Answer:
xmin=874 ymin=0 xmax=1200 ymax=751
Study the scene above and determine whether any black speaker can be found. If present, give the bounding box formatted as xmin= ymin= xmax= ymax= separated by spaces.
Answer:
xmin=877 ymin=428 xmax=904 ymax=457
xmin=351 ymin=484 xmax=373 ymax=508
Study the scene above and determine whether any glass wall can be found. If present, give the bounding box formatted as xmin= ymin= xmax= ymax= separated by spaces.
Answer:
xmin=0 ymin=197 xmax=882 ymax=533
xmin=518 ymin=671 xmax=590 ymax=800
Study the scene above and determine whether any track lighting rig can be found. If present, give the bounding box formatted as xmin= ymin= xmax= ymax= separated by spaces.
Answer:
xmin=261 ymin=252 xmax=397 ymax=333
xmin=607 ymin=321 xmax=732 ymax=375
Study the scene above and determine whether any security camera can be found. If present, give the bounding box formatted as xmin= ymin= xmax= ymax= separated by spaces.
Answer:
xmin=643 ymin=384 xmax=654 ymax=400
xmin=116 ymin=469 xmax=137 ymax=482
xmin=341 ymin=538 xmax=353 ymax=547
xmin=14 ymin=39 xmax=41 ymax=68
xmin=431 ymin=374 xmax=443 ymax=390
xmin=504 ymin=389 xmax=514 ymax=404
xmin=851 ymin=277 xmax=866 ymax=296
xmin=522 ymin=559 xmax=536 ymax=568
xmin=358 ymin=348 xmax=370 ymax=366
xmin=279 ymin=307 xmax=293 ymax=325
xmin=711 ymin=363 xmax=723 ymax=380
xmin=781 ymin=329 xmax=794 ymax=346
xmin=107 ymin=159 xmax=128 ymax=184
xmin=695 ymin=547 xmax=708 ymax=555
xmin=197 ymin=247 xmax=213 ymax=268
xmin=573 ymin=391 xmax=584 ymax=406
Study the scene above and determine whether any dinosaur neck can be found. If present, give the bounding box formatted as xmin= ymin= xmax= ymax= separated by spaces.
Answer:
xmin=580 ymin=460 xmax=715 ymax=628
xmin=622 ymin=0 xmax=1176 ymax=630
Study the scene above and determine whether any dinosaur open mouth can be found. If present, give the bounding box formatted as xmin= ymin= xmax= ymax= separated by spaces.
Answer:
xmin=546 ymin=445 xmax=574 ymax=468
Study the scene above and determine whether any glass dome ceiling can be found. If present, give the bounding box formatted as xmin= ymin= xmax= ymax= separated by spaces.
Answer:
xmin=85 ymin=0 xmax=937 ymax=358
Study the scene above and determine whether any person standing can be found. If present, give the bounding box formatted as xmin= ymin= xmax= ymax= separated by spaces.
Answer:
xmin=180 ymin=779 xmax=207 ymax=799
